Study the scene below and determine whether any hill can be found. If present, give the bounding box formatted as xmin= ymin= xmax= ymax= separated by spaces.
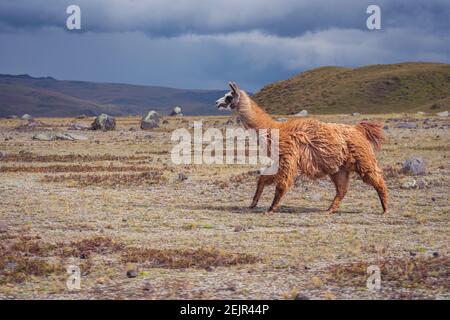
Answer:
xmin=253 ymin=62 xmax=450 ymax=114
xmin=0 ymin=74 xmax=227 ymax=117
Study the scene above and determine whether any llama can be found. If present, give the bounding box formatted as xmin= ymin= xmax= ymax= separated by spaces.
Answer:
xmin=216 ymin=82 xmax=388 ymax=215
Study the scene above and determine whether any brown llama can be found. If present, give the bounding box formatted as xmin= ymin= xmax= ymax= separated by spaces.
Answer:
xmin=216 ymin=82 xmax=388 ymax=215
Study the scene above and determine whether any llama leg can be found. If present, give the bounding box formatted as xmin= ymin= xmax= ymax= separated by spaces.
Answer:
xmin=265 ymin=157 xmax=297 ymax=214
xmin=250 ymin=175 xmax=274 ymax=208
xmin=326 ymin=169 xmax=350 ymax=214
xmin=362 ymin=171 xmax=388 ymax=214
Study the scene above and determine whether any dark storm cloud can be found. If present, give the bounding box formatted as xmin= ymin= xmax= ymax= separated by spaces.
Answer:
xmin=0 ymin=0 xmax=449 ymax=91
xmin=1 ymin=0 xmax=449 ymax=36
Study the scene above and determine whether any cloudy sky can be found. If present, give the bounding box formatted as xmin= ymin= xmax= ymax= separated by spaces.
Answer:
xmin=0 ymin=0 xmax=449 ymax=91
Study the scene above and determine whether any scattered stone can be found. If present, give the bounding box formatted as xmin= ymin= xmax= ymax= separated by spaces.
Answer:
xmin=21 ymin=114 xmax=33 ymax=121
xmin=162 ymin=120 xmax=169 ymax=124
xmin=294 ymin=293 xmax=310 ymax=300
xmin=409 ymin=251 xmax=416 ymax=257
xmin=178 ymin=172 xmax=188 ymax=182
xmin=0 ymin=151 xmax=6 ymax=158
xmin=432 ymin=252 xmax=439 ymax=258
xmin=142 ymin=280 xmax=153 ymax=291
xmin=32 ymin=132 xmax=88 ymax=141
xmin=69 ymin=123 xmax=91 ymax=131
xmin=15 ymin=120 xmax=44 ymax=131
xmin=417 ymin=111 xmax=425 ymax=115
xmin=416 ymin=178 xmax=426 ymax=189
xmin=140 ymin=111 xmax=160 ymax=130
xmin=395 ymin=122 xmax=418 ymax=129
xmin=401 ymin=179 xmax=417 ymax=190
xmin=170 ymin=106 xmax=183 ymax=117
xmin=126 ymin=270 xmax=138 ymax=278
xmin=383 ymin=125 xmax=389 ymax=130
xmin=352 ymin=112 xmax=361 ymax=116
xmin=431 ymin=197 xmax=436 ymax=202
xmin=402 ymin=157 xmax=426 ymax=175
xmin=277 ymin=117 xmax=287 ymax=122
xmin=91 ymin=114 xmax=116 ymax=131
xmin=294 ymin=110 xmax=308 ymax=117
xmin=143 ymin=134 xmax=153 ymax=140
xmin=6 ymin=115 xmax=18 ymax=119
xmin=76 ymin=114 xmax=89 ymax=119
xmin=225 ymin=119 xmax=235 ymax=126
xmin=436 ymin=111 xmax=448 ymax=117
xmin=205 ymin=266 xmax=214 ymax=272
xmin=234 ymin=225 xmax=245 ymax=232
xmin=0 ymin=221 xmax=8 ymax=233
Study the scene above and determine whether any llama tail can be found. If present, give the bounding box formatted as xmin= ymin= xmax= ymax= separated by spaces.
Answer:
xmin=356 ymin=121 xmax=385 ymax=151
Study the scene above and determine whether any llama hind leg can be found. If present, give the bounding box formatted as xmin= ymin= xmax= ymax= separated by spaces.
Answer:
xmin=326 ymin=168 xmax=350 ymax=214
xmin=362 ymin=170 xmax=388 ymax=214
xmin=250 ymin=175 xmax=274 ymax=208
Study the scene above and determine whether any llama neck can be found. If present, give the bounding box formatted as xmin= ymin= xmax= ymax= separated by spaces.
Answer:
xmin=236 ymin=92 xmax=279 ymax=130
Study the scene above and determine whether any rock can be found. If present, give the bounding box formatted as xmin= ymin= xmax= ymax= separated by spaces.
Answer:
xmin=32 ymin=132 xmax=57 ymax=141
xmin=432 ymin=252 xmax=439 ymax=258
xmin=294 ymin=293 xmax=310 ymax=300
xmin=15 ymin=120 xmax=43 ymax=131
xmin=69 ymin=123 xmax=91 ymax=131
xmin=234 ymin=225 xmax=245 ymax=232
xmin=402 ymin=157 xmax=426 ymax=175
xmin=352 ymin=112 xmax=361 ymax=116
xmin=162 ymin=120 xmax=169 ymax=124
xmin=140 ymin=111 xmax=160 ymax=130
xmin=417 ymin=111 xmax=425 ymax=115
xmin=6 ymin=115 xmax=18 ymax=119
xmin=21 ymin=114 xmax=33 ymax=121
xmin=91 ymin=114 xmax=116 ymax=131
xmin=0 ymin=151 xmax=6 ymax=158
xmin=294 ymin=110 xmax=308 ymax=117
xmin=417 ymin=178 xmax=426 ymax=189
xmin=277 ymin=117 xmax=287 ymax=122
xmin=401 ymin=179 xmax=417 ymax=190
xmin=395 ymin=122 xmax=418 ymax=129
xmin=126 ymin=270 xmax=138 ymax=278
xmin=178 ymin=172 xmax=188 ymax=182
xmin=383 ymin=125 xmax=389 ymax=130
xmin=143 ymin=134 xmax=153 ymax=140
xmin=142 ymin=280 xmax=153 ymax=291
xmin=32 ymin=132 xmax=88 ymax=141
xmin=0 ymin=221 xmax=8 ymax=233
xmin=436 ymin=111 xmax=449 ymax=117
xmin=170 ymin=106 xmax=183 ymax=117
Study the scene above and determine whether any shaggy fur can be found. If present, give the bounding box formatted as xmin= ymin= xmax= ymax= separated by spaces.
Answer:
xmin=219 ymin=83 xmax=388 ymax=214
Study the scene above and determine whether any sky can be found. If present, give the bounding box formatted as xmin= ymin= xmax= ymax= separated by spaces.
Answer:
xmin=0 ymin=0 xmax=449 ymax=91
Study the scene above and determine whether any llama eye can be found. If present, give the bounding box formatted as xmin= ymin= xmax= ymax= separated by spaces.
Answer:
xmin=225 ymin=96 xmax=232 ymax=102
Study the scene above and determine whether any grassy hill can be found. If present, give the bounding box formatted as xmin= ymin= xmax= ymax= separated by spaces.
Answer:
xmin=253 ymin=62 xmax=450 ymax=114
xmin=0 ymin=74 xmax=226 ymax=117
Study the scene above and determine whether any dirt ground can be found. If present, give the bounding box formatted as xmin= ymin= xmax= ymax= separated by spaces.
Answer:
xmin=0 ymin=113 xmax=448 ymax=299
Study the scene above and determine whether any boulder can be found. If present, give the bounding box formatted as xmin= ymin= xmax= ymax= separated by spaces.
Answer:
xmin=436 ymin=111 xmax=449 ymax=117
xmin=21 ymin=114 xmax=33 ymax=121
xmin=140 ymin=111 xmax=160 ymax=130
xmin=402 ymin=157 xmax=426 ymax=175
xmin=170 ymin=106 xmax=183 ymax=117
xmin=294 ymin=110 xmax=308 ymax=117
xmin=91 ymin=114 xmax=116 ymax=131
xmin=6 ymin=115 xmax=18 ymax=119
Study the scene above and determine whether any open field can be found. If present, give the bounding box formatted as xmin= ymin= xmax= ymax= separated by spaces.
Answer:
xmin=0 ymin=114 xmax=449 ymax=299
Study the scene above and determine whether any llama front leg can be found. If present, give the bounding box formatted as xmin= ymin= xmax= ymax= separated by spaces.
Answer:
xmin=265 ymin=157 xmax=297 ymax=215
xmin=250 ymin=175 xmax=274 ymax=208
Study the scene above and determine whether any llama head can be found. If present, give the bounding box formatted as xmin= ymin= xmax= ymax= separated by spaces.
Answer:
xmin=216 ymin=82 xmax=241 ymax=110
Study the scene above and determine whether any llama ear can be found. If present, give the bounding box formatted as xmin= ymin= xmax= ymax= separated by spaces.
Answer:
xmin=229 ymin=82 xmax=240 ymax=95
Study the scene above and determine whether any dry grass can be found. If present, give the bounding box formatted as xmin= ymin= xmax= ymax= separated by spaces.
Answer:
xmin=0 ymin=114 xmax=448 ymax=299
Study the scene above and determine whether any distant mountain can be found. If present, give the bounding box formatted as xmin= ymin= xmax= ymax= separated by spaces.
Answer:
xmin=253 ymin=62 xmax=450 ymax=114
xmin=0 ymin=74 xmax=227 ymax=117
